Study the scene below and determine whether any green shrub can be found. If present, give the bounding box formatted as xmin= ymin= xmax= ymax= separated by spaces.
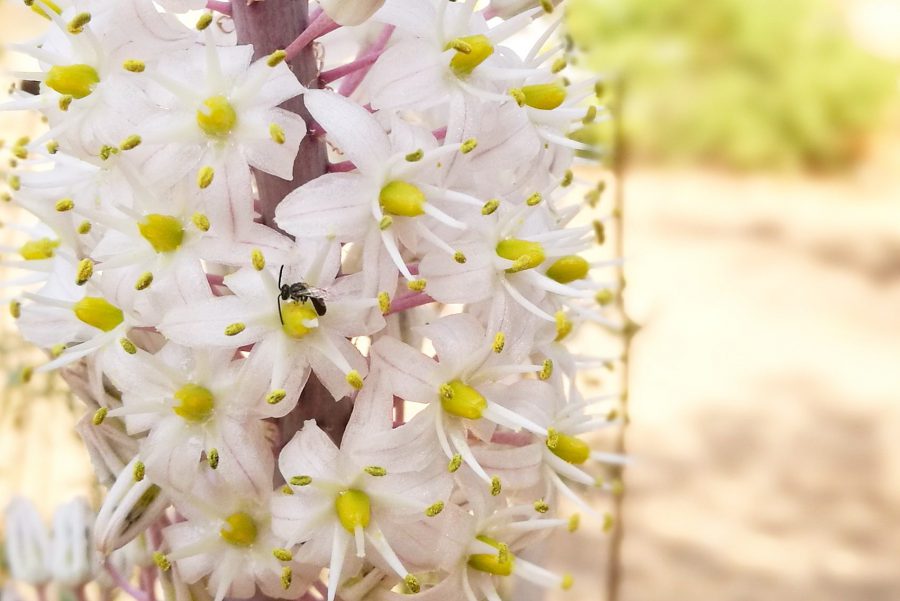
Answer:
xmin=568 ymin=0 xmax=898 ymax=170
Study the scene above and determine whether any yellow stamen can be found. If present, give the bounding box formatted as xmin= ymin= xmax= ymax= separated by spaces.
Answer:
xmin=120 ymin=338 xmax=137 ymax=354
xmin=55 ymin=198 xmax=74 ymax=212
xmin=92 ymin=407 xmax=107 ymax=425
xmin=448 ymin=35 xmax=494 ymax=77
xmin=75 ymin=258 xmax=93 ymax=286
xmin=153 ymin=552 xmax=171 ymax=571
xmin=546 ymin=431 xmax=590 ymax=464
xmin=481 ymin=199 xmax=500 ymax=215
xmin=19 ymin=238 xmax=59 ymax=260
xmin=496 ymin=238 xmax=545 ymax=273
xmin=290 ymin=475 xmax=312 ymax=486
xmin=267 ymin=389 xmax=287 ymax=405
xmin=439 ymin=380 xmax=487 ymax=420
xmin=45 ymin=64 xmax=99 ymax=99
xmin=267 ymin=50 xmax=287 ymax=67
xmin=123 ymin=59 xmax=145 ymax=73
xmin=77 ymin=220 xmax=92 ymax=234
xmin=133 ymin=460 xmax=145 ymax=482
xmin=546 ymin=255 xmax=589 ymax=283
xmin=460 ymin=138 xmax=478 ymax=154
xmin=492 ymin=332 xmax=505 ymax=353
xmin=208 ymin=449 xmax=219 ymax=469
xmin=66 ymin=12 xmax=91 ymax=34
xmin=454 ymin=251 xmax=467 ymax=264
xmin=516 ymin=83 xmax=567 ymax=111
xmin=251 ymin=249 xmax=265 ymax=271
xmin=346 ymin=370 xmax=364 ymax=390
xmin=377 ymin=292 xmax=391 ymax=314
xmin=195 ymin=12 xmax=213 ymax=30
xmin=198 ymin=166 xmax=215 ymax=189
xmin=405 ymin=149 xmax=424 ymax=162
xmin=555 ymin=311 xmax=573 ymax=341
xmin=10 ymin=300 xmax=21 ymax=319
xmin=425 ymin=501 xmax=444 ymax=517
xmin=269 ymin=123 xmax=286 ymax=144
xmin=273 ymin=548 xmax=293 ymax=562
xmin=120 ymin=135 xmax=141 ymax=151
xmin=448 ymin=454 xmax=462 ymax=472
xmin=192 ymin=212 xmax=211 ymax=232
xmin=74 ymin=297 xmax=124 ymax=332
xmin=135 ymin=272 xmax=153 ymax=291
xmin=491 ymin=476 xmax=502 ymax=496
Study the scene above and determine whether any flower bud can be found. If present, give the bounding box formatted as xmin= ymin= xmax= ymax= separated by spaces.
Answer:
xmin=50 ymin=498 xmax=96 ymax=586
xmin=3 ymin=497 xmax=52 ymax=585
xmin=94 ymin=458 xmax=169 ymax=554
xmin=318 ymin=0 xmax=385 ymax=25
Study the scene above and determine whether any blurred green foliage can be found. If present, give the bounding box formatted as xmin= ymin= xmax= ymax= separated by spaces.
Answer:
xmin=567 ymin=0 xmax=898 ymax=170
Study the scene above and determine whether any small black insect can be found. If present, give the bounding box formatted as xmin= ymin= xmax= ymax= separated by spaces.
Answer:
xmin=277 ymin=265 xmax=328 ymax=324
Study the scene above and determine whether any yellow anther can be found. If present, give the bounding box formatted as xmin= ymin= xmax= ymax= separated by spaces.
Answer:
xmin=119 ymin=338 xmax=137 ymax=354
xmin=481 ymin=199 xmax=500 ymax=215
xmin=364 ymin=466 xmax=386 ymax=477
xmin=269 ymin=123 xmax=286 ymax=144
xmin=278 ymin=566 xmax=292 ymax=591
xmin=448 ymin=454 xmax=462 ymax=473
xmin=405 ymin=149 xmax=424 ymax=162
xmin=290 ymin=475 xmax=312 ymax=486
xmin=540 ymin=0 xmax=554 ymax=12
xmin=66 ymin=12 xmax=91 ymax=34
xmin=153 ymin=552 xmax=171 ymax=572
xmin=12 ymin=146 xmax=27 ymax=160
xmin=10 ymin=300 xmax=22 ymax=319
xmin=611 ymin=479 xmax=624 ymax=496
xmin=346 ymin=370 xmax=364 ymax=390
xmin=379 ymin=215 xmax=393 ymax=230
xmin=593 ymin=220 xmax=606 ymax=245
xmin=404 ymin=575 xmax=420 ymax=594
xmin=15 ymin=136 xmax=29 ymax=147
xmin=133 ymin=460 xmax=145 ymax=482
xmin=595 ymin=81 xmax=606 ymax=98
xmin=583 ymin=105 xmax=598 ymax=124
xmin=92 ymin=407 xmax=108 ymax=426
xmin=425 ymin=501 xmax=444 ymax=517
xmin=21 ymin=366 xmax=33 ymax=383
xmin=197 ymin=96 xmax=236 ymax=139
xmin=46 ymin=140 xmax=60 ymax=154
xmin=453 ymin=251 xmax=467 ymax=264
xmin=27 ymin=0 xmax=62 ymax=19
xmin=555 ymin=311 xmax=573 ymax=341
xmin=195 ymin=12 xmax=213 ymax=30
xmin=519 ymin=83 xmax=567 ymax=110
xmin=75 ymin=258 xmax=93 ymax=286
xmin=377 ymin=291 xmax=391 ymax=314
xmin=496 ymin=238 xmax=545 ymax=273
xmin=74 ymin=297 xmax=124 ymax=332
xmin=76 ymin=220 xmax=91 ymax=235
xmin=273 ymin=548 xmax=293 ymax=562
xmin=492 ymin=332 xmax=505 ymax=353
xmin=220 ymin=512 xmax=258 ymax=547
xmin=526 ymin=192 xmax=542 ymax=206
xmin=568 ymin=513 xmax=580 ymax=533
xmin=546 ymin=255 xmax=589 ymax=284
xmin=539 ymin=359 xmax=553 ymax=380
xmin=46 ymin=64 xmax=99 ymax=99
xmin=509 ymin=88 xmax=526 ymax=107
xmin=379 ymin=180 xmax=426 ymax=217
xmin=225 ymin=322 xmax=245 ymax=336
xmin=595 ymin=289 xmax=614 ymax=306
xmin=449 ymin=34 xmax=494 ymax=77
xmin=547 ymin=431 xmax=590 ymax=464
xmin=561 ymin=574 xmax=574 ymax=590
xmin=468 ymin=536 xmax=514 ymax=576
xmin=192 ymin=212 xmax=211 ymax=232
xmin=19 ymin=238 xmax=59 ymax=260
xmin=281 ymin=302 xmax=318 ymax=338
xmin=55 ymin=198 xmax=74 ymax=212
xmin=49 ymin=343 xmax=64 ymax=358
xmin=8 ymin=174 xmax=21 ymax=191
xmin=267 ymin=49 xmax=287 ymax=67
xmin=99 ymin=145 xmax=118 ymax=161
xmin=267 ymin=389 xmax=287 ymax=405
xmin=407 ymin=279 xmax=427 ymax=292
xmin=281 ymin=484 xmax=294 ymax=495
xmin=197 ymin=165 xmax=216 ymax=190
xmin=497 ymin=542 xmax=510 ymax=564
xmin=335 ymin=489 xmax=371 ymax=533
xmin=135 ymin=272 xmax=153 ymax=291
xmin=208 ymin=448 xmax=219 ymax=470
xmin=440 ymin=380 xmax=487 ymax=420
xmin=603 ymin=512 xmax=615 ymax=533
xmin=1 ymin=193 xmax=10 ymax=203
xmin=58 ymin=96 xmax=73 ymax=111
xmin=173 ymin=383 xmax=215 ymax=422
xmin=490 ymin=476 xmax=502 ymax=496
xmin=123 ymin=59 xmax=145 ymax=73
xmin=534 ymin=500 xmax=550 ymax=513
xmin=139 ymin=214 xmax=184 ymax=253
xmin=460 ymin=138 xmax=478 ymax=154
xmin=552 ymin=57 xmax=567 ymax=74
xmin=120 ymin=135 xmax=141 ymax=151
xmin=251 ymin=249 xmax=265 ymax=271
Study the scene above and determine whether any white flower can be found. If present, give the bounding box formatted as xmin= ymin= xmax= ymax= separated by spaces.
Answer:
xmin=3 ymin=498 xmax=51 ymax=586
xmin=95 ymin=457 xmax=169 ymax=554
xmin=161 ymin=476 xmax=313 ymax=601
xmin=320 ymin=0 xmax=386 ymax=26
xmin=137 ymin=34 xmax=306 ymax=185
xmin=159 ymin=242 xmax=381 ymax=401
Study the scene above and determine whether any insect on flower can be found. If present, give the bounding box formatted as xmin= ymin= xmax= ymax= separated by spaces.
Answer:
xmin=277 ymin=265 xmax=328 ymax=325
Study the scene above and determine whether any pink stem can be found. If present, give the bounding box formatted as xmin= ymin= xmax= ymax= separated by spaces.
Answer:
xmin=284 ymin=12 xmax=341 ymax=61
xmin=141 ymin=569 xmax=157 ymax=601
xmin=388 ymin=292 xmax=434 ymax=315
xmin=104 ymin=560 xmax=149 ymax=601
xmin=338 ymin=25 xmax=395 ymax=97
xmin=320 ymin=53 xmax=380 ymax=85
xmin=308 ymin=6 xmax=322 ymax=22
xmin=206 ymin=0 xmax=231 ymax=15
xmin=328 ymin=160 xmax=356 ymax=173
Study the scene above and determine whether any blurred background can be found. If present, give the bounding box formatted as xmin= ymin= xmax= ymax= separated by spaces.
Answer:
xmin=2 ymin=0 xmax=900 ymax=600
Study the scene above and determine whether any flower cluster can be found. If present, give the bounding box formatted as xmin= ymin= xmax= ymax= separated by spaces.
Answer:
xmin=1 ymin=0 xmax=621 ymax=600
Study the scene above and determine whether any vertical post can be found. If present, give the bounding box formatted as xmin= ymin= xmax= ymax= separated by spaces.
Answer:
xmin=605 ymin=75 xmax=635 ymax=601
xmin=230 ymin=1 xmax=352 ymax=444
